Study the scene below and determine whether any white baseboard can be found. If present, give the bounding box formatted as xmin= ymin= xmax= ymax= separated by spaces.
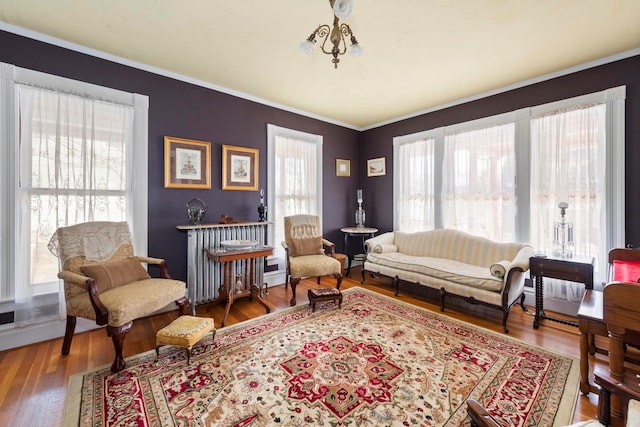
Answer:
xmin=0 ymin=302 xmax=180 ymax=352
xmin=264 ymin=271 xmax=286 ymax=287
xmin=0 ymin=317 xmax=100 ymax=352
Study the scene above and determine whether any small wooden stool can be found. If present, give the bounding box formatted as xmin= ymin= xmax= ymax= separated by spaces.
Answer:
xmin=308 ymin=287 xmax=343 ymax=312
xmin=156 ymin=315 xmax=216 ymax=364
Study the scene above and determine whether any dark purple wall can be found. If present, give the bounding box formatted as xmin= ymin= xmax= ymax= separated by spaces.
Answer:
xmin=0 ymin=30 xmax=360 ymax=280
xmin=3 ymin=29 xmax=639 ymax=279
xmin=360 ymin=55 xmax=640 ymax=246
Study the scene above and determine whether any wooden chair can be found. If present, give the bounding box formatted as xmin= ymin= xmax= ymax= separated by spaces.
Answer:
xmin=578 ymin=248 xmax=640 ymax=394
xmin=594 ymin=282 xmax=640 ymax=426
xmin=282 ymin=215 xmax=342 ymax=306
xmin=48 ymin=221 xmax=188 ymax=372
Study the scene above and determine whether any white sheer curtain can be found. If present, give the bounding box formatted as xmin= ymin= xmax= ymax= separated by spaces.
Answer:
xmin=530 ymin=104 xmax=607 ymax=301
xmin=15 ymin=84 xmax=133 ymax=326
xmin=442 ymin=123 xmax=516 ymax=242
xmin=394 ymin=138 xmax=434 ymax=232
xmin=271 ymin=133 xmax=320 ymax=259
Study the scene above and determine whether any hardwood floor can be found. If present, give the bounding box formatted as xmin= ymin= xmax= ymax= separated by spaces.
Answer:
xmin=0 ymin=269 xmax=603 ymax=426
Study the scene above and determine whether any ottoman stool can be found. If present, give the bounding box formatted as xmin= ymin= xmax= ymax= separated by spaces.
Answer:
xmin=156 ymin=315 xmax=216 ymax=365
xmin=308 ymin=287 xmax=343 ymax=312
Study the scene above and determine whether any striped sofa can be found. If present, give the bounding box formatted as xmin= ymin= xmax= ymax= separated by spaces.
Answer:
xmin=361 ymin=228 xmax=534 ymax=332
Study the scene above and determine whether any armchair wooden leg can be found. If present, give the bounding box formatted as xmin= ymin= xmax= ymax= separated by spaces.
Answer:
xmin=107 ymin=322 xmax=133 ymax=373
xmin=62 ymin=315 xmax=77 ymax=355
xmin=176 ymin=296 xmax=188 ymax=316
xmin=290 ymin=277 xmax=301 ymax=306
xmin=334 ymin=273 xmax=342 ymax=289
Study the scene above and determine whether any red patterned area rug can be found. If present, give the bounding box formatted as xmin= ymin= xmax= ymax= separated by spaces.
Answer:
xmin=63 ymin=287 xmax=579 ymax=426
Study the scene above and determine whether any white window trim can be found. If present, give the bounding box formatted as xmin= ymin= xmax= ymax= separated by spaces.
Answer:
xmin=266 ymin=123 xmax=323 ymax=252
xmin=0 ymin=62 xmax=148 ymax=348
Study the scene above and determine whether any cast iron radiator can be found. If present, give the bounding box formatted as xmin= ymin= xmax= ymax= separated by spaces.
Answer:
xmin=177 ymin=222 xmax=269 ymax=315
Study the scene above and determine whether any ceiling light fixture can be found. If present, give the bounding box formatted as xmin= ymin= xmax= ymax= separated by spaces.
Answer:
xmin=300 ymin=0 xmax=363 ymax=69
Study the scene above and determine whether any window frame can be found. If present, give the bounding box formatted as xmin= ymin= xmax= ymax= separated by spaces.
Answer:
xmin=0 ymin=62 xmax=148 ymax=310
xmin=393 ymin=86 xmax=625 ymax=283
xmin=266 ymin=124 xmax=323 ymax=260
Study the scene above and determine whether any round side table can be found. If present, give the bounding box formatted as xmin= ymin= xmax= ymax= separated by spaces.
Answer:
xmin=340 ymin=226 xmax=378 ymax=276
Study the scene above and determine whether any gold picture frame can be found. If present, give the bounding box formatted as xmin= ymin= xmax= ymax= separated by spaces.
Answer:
xmin=367 ymin=157 xmax=386 ymax=177
xmin=164 ymin=136 xmax=211 ymax=189
xmin=336 ymin=158 xmax=350 ymax=177
xmin=222 ymin=144 xmax=259 ymax=191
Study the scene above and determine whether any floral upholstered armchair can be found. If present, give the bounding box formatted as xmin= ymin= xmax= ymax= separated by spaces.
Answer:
xmin=48 ymin=221 xmax=187 ymax=372
xmin=282 ymin=215 xmax=342 ymax=306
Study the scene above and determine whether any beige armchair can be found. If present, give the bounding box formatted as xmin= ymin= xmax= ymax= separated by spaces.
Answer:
xmin=282 ymin=215 xmax=342 ymax=306
xmin=48 ymin=221 xmax=188 ymax=372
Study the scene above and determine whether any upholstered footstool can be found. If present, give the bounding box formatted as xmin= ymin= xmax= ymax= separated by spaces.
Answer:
xmin=308 ymin=287 xmax=343 ymax=312
xmin=156 ymin=315 xmax=216 ymax=365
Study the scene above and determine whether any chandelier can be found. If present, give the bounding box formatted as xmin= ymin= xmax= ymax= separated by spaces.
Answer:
xmin=300 ymin=0 xmax=363 ymax=69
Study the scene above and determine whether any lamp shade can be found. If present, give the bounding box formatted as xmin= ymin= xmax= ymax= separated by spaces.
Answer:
xmin=333 ymin=0 xmax=353 ymax=20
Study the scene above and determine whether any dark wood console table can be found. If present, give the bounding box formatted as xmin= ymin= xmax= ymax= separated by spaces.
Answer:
xmin=206 ymin=246 xmax=273 ymax=327
xmin=340 ymin=226 xmax=378 ymax=276
xmin=530 ymin=254 xmax=594 ymax=329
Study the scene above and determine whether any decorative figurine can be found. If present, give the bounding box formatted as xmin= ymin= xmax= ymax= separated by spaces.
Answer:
xmin=186 ymin=198 xmax=207 ymax=225
xmin=235 ymin=274 xmax=244 ymax=294
xmin=553 ymin=201 xmax=574 ymax=258
xmin=258 ymin=188 xmax=267 ymax=222
xmin=355 ymin=189 xmax=365 ymax=227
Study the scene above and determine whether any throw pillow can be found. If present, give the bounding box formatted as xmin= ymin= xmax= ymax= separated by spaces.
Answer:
xmin=489 ymin=260 xmax=510 ymax=279
xmin=289 ymin=236 xmax=324 ymax=257
xmin=81 ymin=257 xmax=151 ymax=294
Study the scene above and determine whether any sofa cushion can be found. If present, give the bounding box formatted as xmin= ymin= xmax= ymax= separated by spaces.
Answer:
xmin=81 ymin=258 xmax=150 ymax=294
xmin=366 ymin=252 xmax=504 ymax=292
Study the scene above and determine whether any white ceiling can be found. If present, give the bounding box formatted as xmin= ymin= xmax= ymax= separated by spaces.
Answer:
xmin=1 ymin=0 xmax=639 ymax=130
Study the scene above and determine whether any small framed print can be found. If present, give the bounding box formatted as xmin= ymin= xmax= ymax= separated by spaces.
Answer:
xmin=164 ymin=136 xmax=211 ymax=189
xmin=367 ymin=157 xmax=386 ymax=177
xmin=336 ymin=158 xmax=350 ymax=177
xmin=222 ymin=144 xmax=259 ymax=191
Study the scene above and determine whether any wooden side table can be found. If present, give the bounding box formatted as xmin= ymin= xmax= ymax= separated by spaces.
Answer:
xmin=529 ymin=254 xmax=594 ymax=329
xmin=340 ymin=226 xmax=378 ymax=276
xmin=206 ymin=246 xmax=273 ymax=327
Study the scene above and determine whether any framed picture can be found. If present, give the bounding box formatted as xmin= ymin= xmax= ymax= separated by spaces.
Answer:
xmin=336 ymin=158 xmax=350 ymax=177
xmin=367 ymin=157 xmax=386 ymax=177
xmin=222 ymin=144 xmax=259 ymax=191
xmin=164 ymin=136 xmax=211 ymax=189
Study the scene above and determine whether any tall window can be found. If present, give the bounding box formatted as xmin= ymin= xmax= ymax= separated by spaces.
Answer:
xmin=442 ymin=123 xmax=516 ymax=241
xmin=530 ymin=104 xmax=607 ymax=300
xmin=394 ymin=86 xmax=625 ymax=291
xmin=267 ymin=124 xmax=323 ymax=259
xmin=393 ymin=135 xmax=435 ymax=232
xmin=0 ymin=63 xmax=148 ymax=326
